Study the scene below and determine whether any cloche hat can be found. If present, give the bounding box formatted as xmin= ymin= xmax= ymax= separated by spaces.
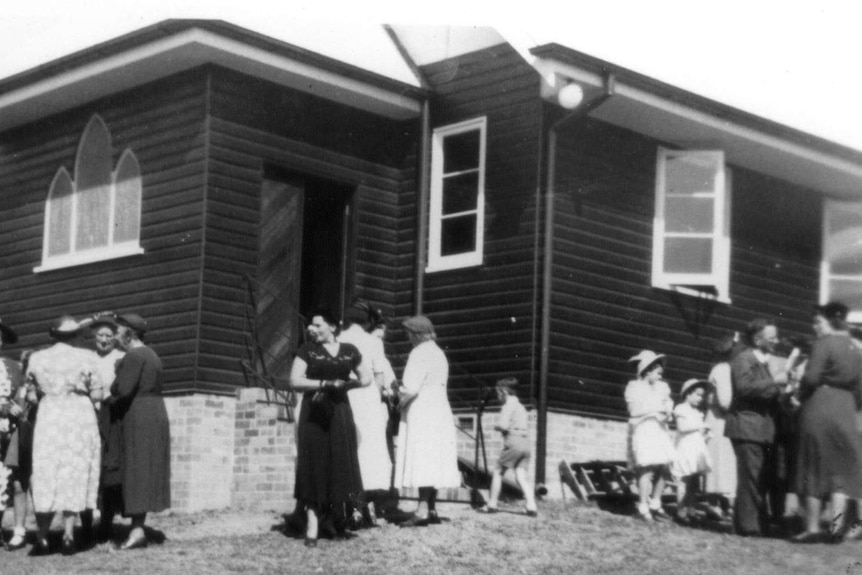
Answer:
xmin=116 ymin=313 xmax=148 ymax=334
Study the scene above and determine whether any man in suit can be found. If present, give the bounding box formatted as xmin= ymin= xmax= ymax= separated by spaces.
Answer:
xmin=725 ymin=318 xmax=787 ymax=536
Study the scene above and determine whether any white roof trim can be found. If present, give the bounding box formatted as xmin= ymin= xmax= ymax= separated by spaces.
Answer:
xmin=0 ymin=28 xmax=422 ymax=131
xmin=536 ymin=57 xmax=862 ymax=197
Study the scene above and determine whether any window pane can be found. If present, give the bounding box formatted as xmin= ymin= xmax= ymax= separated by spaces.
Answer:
xmin=47 ymin=170 xmax=73 ymax=256
xmin=443 ymin=130 xmax=480 ymax=174
xmin=441 ymin=214 xmax=477 ymax=256
xmin=75 ymin=116 xmax=112 ymax=250
xmin=826 ymin=207 xmax=862 ymax=274
xmin=665 ymin=196 xmax=714 ymax=233
xmin=665 ymin=154 xmax=718 ymax=195
xmin=114 ymin=152 xmax=142 ymax=243
xmin=664 ymin=237 xmax=713 ymax=274
xmin=829 ymin=279 xmax=862 ymax=313
xmin=442 ymin=172 xmax=479 ymax=215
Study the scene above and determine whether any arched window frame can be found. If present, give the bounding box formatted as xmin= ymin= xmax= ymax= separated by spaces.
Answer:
xmin=35 ymin=115 xmax=144 ymax=272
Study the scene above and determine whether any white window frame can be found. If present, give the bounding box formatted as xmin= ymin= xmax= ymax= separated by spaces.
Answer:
xmin=426 ymin=116 xmax=487 ymax=272
xmin=651 ymin=148 xmax=730 ymax=302
xmin=35 ymin=116 xmax=144 ymax=273
xmin=821 ymin=200 xmax=862 ymax=322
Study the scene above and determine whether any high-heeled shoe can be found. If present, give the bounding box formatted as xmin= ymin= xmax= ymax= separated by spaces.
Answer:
xmin=119 ymin=532 xmax=148 ymax=550
xmin=61 ymin=536 xmax=77 ymax=556
xmin=28 ymin=537 xmax=50 ymax=557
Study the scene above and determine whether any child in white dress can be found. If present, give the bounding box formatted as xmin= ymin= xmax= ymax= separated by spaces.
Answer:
xmin=672 ymin=379 xmax=713 ymax=524
xmin=625 ymin=350 xmax=676 ymax=522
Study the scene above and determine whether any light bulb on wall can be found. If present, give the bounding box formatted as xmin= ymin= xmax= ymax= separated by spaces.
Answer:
xmin=558 ymin=83 xmax=584 ymax=109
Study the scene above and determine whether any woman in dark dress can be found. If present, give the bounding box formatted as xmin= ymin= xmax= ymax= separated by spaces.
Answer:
xmin=289 ymin=309 xmax=372 ymax=547
xmin=791 ymin=302 xmax=862 ymax=542
xmin=108 ymin=313 xmax=171 ymax=550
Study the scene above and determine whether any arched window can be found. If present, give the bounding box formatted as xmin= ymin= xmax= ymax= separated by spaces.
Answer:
xmin=36 ymin=115 xmax=144 ymax=272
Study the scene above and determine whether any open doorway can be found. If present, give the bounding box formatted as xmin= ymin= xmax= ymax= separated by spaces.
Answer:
xmin=255 ymin=168 xmax=355 ymax=379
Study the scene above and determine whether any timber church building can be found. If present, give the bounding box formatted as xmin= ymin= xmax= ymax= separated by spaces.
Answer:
xmin=1 ymin=20 xmax=861 ymax=509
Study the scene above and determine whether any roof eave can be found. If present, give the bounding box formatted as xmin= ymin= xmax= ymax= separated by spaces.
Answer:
xmin=0 ymin=19 xmax=426 ymax=131
xmin=532 ymin=42 xmax=862 ymax=197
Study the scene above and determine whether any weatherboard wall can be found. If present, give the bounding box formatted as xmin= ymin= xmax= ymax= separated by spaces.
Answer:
xmin=197 ymin=67 xmax=420 ymax=391
xmin=0 ymin=71 xmax=209 ymax=394
xmin=419 ymin=43 xmax=544 ymax=408
xmin=547 ymin=114 xmax=822 ymax=419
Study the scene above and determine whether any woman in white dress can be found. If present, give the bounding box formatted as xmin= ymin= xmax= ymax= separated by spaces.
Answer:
xmin=625 ymin=350 xmax=676 ymax=521
xmin=394 ymin=316 xmax=461 ymax=527
xmin=704 ymin=334 xmax=738 ymax=517
xmin=26 ymin=316 xmax=102 ymax=555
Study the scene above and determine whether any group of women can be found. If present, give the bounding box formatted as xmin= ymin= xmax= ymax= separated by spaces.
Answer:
xmin=288 ymin=308 xmax=460 ymax=547
xmin=626 ymin=300 xmax=862 ymax=543
xmin=0 ymin=312 xmax=170 ymax=555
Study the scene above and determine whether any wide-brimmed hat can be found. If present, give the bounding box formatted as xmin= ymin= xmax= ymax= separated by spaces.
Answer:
xmin=402 ymin=315 xmax=435 ymax=336
xmin=116 ymin=313 xmax=148 ymax=334
xmin=49 ymin=315 xmax=86 ymax=339
xmin=629 ymin=350 xmax=666 ymax=377
xmin=0 ymin=318 xmax=18 ymax=345
xmin=680 ymin=378 xmax=711 ymax=397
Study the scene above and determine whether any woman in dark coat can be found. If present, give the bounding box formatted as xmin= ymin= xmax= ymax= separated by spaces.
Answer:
xmin=791 ymin=302 xmax=862 ymax=543
xmin=289 ymin=309 xmax=372 ymax=547
xmin=109 ymin=313 xmax=171 ymax=550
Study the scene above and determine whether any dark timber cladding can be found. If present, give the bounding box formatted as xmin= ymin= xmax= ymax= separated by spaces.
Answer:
xmin=0 ymin=71 xmax=209 ymax=393
xmin=198 ymin=68 xmax=419 ymax=390
xmin=419 ymin=44 xmax=543 ymax=408
xmin=548 ymin=112 xmax=822 ymax=419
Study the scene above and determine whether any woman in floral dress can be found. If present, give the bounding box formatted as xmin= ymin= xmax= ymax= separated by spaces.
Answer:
xmin=26 ymin=316 xmax=102 ymax=555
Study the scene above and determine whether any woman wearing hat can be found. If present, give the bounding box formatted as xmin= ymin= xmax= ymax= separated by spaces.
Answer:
xmin=108 ymin=313 xmax=171 ymax=550
xmin=0 ymin=318 xmax=29 ymax=550
xmin=625 ymin=350 xmax=676 ymax=521
xmin=26 ymin=315 xmax=103 ymax=555
xmin=791 ymin=302 xmax=862 ymax=543
xmin=393 ymin=315 xmax=461 ymax=527
xmin=87 ymin=312 xmax=126 ymax=542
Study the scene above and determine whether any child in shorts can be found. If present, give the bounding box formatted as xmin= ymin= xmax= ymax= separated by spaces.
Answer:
xmin=477 ymin=377 xmax=538 ymax=517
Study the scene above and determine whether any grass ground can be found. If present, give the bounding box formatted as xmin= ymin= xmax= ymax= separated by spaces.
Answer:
xmin=1 ymin=499 xmax=860 ymax=574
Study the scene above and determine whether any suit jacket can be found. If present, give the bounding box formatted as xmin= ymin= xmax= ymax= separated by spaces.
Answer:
xmin=724 ymin=348 xmax=781 ymax=443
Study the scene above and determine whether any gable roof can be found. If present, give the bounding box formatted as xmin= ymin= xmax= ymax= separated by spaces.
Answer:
xmin=0 ymin=19 xmax=426 ymax=131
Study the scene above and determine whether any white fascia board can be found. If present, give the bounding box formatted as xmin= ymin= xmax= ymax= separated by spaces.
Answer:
xmin=613 ymin=82 xmax=862 ymax=183
xmin=0 ymin=28 xmax=421 ymax=130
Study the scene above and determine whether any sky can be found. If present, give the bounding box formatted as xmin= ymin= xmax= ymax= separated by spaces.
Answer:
xmin=2 ymin=0 xmax=861 ymax=151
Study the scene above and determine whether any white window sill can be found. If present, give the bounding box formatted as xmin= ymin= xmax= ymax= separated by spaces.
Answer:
xmin=653 ymin=284 xmax=732 ymax=305
xmin=425 ymin=259 xmax=482 ymax=274
xmin=34 ymin=244 xmax=145 ymax=273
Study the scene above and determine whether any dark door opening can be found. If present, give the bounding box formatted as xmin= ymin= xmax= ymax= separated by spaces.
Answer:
xmin=299 ymin=177 xmax=355 ymax=318
xmin=256 ymin=169 xmax=355 ymax=379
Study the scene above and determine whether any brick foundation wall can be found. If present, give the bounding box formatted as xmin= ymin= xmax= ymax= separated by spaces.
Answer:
xmin=454 ymin=409 xmax=627 ymax=499
xmin=165 ymin=392 xmax=626 ymax=511
xmin=231 ymin=388 xmax=296 ymax=511
xmin=164 ymin=389 xmax=297 ymax=512
xmin=165 ymin=395 xmax=236 ymax=511
xmin=544 ymin=412 xmax=627 ymax=498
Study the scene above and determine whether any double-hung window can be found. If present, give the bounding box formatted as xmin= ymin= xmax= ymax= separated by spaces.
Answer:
xmin=36 ymin=115 xmax=143 ymax=272
xmin=427 ymin=117 xmax=487 ymax=272
xmin=651 ymin=148 xmax=730 ymax=300
xmin=821 ymin=201 xmax=862 ymax=321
